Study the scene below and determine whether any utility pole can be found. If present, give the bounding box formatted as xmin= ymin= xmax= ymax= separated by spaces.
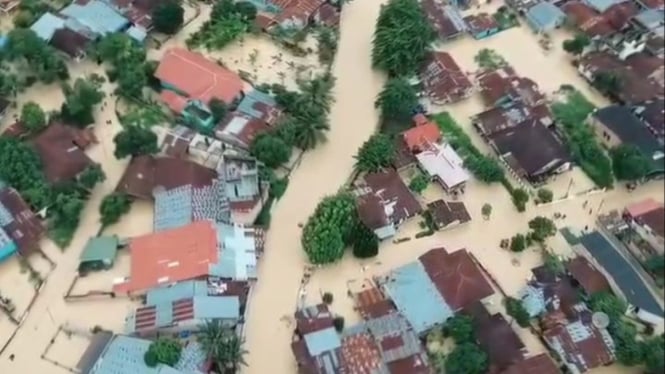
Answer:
xmin=564 ymin=177 xmax=574 ymax=199
xmin=597 ymin=198 xmax=606 ymax=215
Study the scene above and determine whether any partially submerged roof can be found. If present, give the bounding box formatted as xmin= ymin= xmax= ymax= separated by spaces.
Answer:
xmin=415 ymin=142 xmax=470 ymax=190
xmin=403 ymin=114 xmax=442 ymax=152
xmin=210 ymin=222 xmax=264 ymax=280
xmin=565 ymin=256 xmax=611 ymax=295
xmin=525 ymin=2 xmax=567 ymax=31
xmin=419 ymin=247 xmax=495 ymax=310
xmin=30 ymin=12 xmax=65 ymax=41
xmin=421 ymin=0 xmax=467 ymax=39
xmin=593 ymin=105 xmax=663 ymax=157
xmin=0 ymin=187 xmax=44 ymax=256
xmin=580 ymin=231 xmax=664 ymax=316
xmin=633 ymin=99 xmax=664 ymax=139
xmin=61 ymin=0 xmax=129 ymax=35
xmin=427 ymin=199 xmax=471 ymax=228
xmin=378 ymin=261 xmax=453 ymax=335
xmin=364 ymin=313 xmax=429 ymax=372
xmin=76 ymin=331 xmax=114 ymax=374
xmin=478 ymin=67 xmax=545 ymax=107
xmin=113 ymin=221 xmax=219 ymax=294
xmin=30 ymin=123 xmax=95 ymax=184
xmin=355 ymin=170 xmax=422 ymax=230
xmin=340 ymin=327 xmax=386 ymax=374
xmin=155 ymin=48 xmax=245 ymax=109
xmin=464 ymin=13 xmax=499 ymax=35
xmin=236 ymin=89 xmax=282 ymax=125
xmin=500 ymin=353 xmax=560 ymax=374
xmin=473 ymin=102 xmax=553 ymax=136
xmin=216 ymin=113 xmax=272 ymax=149
xmin=295 ymin=304 xmax=334 ymax=335
xmin=50 ymin=28 xmax=92 ymax=58
xmin=625 ymin=198 xmax=665 ymax=238
xmin=79 ymin=236 xmax=119 ymax=264
xmin=153 ymin=184 xmax=230 ymax=232
xmin=420 ymin=52 xmax=472 ymax=104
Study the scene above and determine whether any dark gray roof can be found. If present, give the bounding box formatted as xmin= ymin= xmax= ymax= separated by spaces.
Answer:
xmin=580 ymin=231 xmax=664 ymax=316
xmin=594 ymin=105 xmax=663 ymax=156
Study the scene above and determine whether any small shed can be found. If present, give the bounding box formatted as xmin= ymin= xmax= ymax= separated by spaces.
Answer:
xmin=78 ymin=235 xmax=120 ymax=274
xmin=525 ymin=2 xmax=566 ymax=33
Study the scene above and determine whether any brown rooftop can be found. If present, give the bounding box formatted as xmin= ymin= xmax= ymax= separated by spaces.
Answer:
xmin=30 ymin=123 xmax=95 ymax=184
xmin=421 ymin=52 xmax=473 ymax=104
xmin=427 ymin=199 xmax=471 ymax=229
xmin=294 ymin=304 xmax=334 ymax=335
xmin=354 ymin=287 xmax=396 ymax=319
xmin=421 ymin=0 xmax=465 ymax=39
xmin=477 ymin=67 xmax=545 ymax=108
xmin=419 ymin=247 xmax=494 ymax=310
xmin=392 ymin=136 xmax=418 ymax=170
xmin=355 ymin=170 xmax=422 ymax=230
xmin=473 ymin=103 xmax=554 ymax=136
xmin=543 ymin=317 xmax=615 ymax=372
xmin=50 ymin=28 xmax=91 ymax=59
xmin=341 ymin=332 xmax=383 ymax=374
xmin=464 ymin=13 xmax=499 ymax=35
xmin=565 ymin=257 xmax=611 ymax=295
xmin=116 ymin=156 xmax=217 ymax=200
xmin=0 ymin=187 xmax=44 ymax=256
xmin=500 ymin=353 xmax=560 ymax=374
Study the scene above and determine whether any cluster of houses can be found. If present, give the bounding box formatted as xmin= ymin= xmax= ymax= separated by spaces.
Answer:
xmin=290 ymin=245 xmax=654 ymax=373
xmin=250 ymin=0 xmax=341 ymax=32
xmin=422 ymin=0 xmax=506 ymax=41
xmin=0 ymin=182 xmax=45 ymax=262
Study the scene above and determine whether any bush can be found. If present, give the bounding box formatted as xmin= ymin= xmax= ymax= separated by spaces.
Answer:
xmin=510 ymin=233 xmax=527 ymax=252
xmin=408 ymin=173 xmax=429 ymax=194
xmin=351 ymin=223 xmax=379 ymax=259
xmin=444 ymin=315 xmax=475 ymax=344
xmin=536 ymin=188 xmax=553 ymax=203
xmin=333 ymin=316 xmax=345 ymax=332
xmin=528 ymin=216 xmax=557 ymax=242
xmin=144 ymin=338 xmax=181 ymax=367
xmin=254 ymin=196 xmax=274 ymax=227
xmin=511 ymin=188 xmax=529 ymax=212
xmin=99 ymin=193 xmax=132 ymax=228
xmin=301 ymin=193 xmax=358 ymax=264
xmin=505 ymin=297 xmax=530 ymax=327
xmin=322 ymin=292 xmax=334 ymax=304
xmin=270 ymin=177 xmax=289 ymax=200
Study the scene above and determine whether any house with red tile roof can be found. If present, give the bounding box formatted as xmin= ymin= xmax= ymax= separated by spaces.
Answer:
xmin=155 ymin=48 xmax=246 ymax=131
xmin=257 ymin=0 xmax=327 ymax=32
xmin=354 ymin=170 xmax=422 ymax=240
xmin=420 ymin=52 xmax=473 ymax=105
xmin=113 ymin=221 xmax=219 ymax=294
xmin=623 ymin=198 xmax=665 ymax=254
xmin=402 ymin=114 xmax=442 ymax=152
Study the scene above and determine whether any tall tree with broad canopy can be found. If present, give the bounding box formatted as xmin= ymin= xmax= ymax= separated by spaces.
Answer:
xmin=351 ymin=223 xmax=379 ymax=259
xmin=250 ymin=133 xmax=291 ymax=168
xmin=20 ymin=101 xmax=46 ymax=132
xmin=152 ymin=0 xmax=185 ymax=35
xmin=99 ymin=193 xmax=132 ymax=228
xmin=60 ymin=74 xmax=105 ymax=127
xmin=77 ymin=164 xmax=106 ymax=190
xmin=113 ymin=125 xmax=159 ymax=159
xmin=302 ymin=193 xmax=358 ymax=264
xmin=354 ymin=133 xmax=395 ymax=172
xmin=372 ymin=0 xmax=435 ymax=77
xmin=375 ymin=77 xmax=418 ymax=122
xmin=610 ymin=144 xmax=652 ymax=182
xmin=198 ymin=320 xmax=249 ymax=372
xmin=444 ymin=342 xmax=489 ymax=374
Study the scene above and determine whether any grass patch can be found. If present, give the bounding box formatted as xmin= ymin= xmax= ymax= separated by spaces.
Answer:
xmin=552 ymin=90 xmax=614 ymax=188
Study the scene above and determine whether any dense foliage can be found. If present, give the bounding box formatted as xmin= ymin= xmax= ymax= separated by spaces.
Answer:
xmin=152 ymin=0 xmax=184 ymax=35
xmin=0 ymin=137 xmax=48 ymax=207
xmin=187 ymin=0 xmax=256 ymax=49
xmin=528 ymin=216 xmax=557 ymax=242
xmin=375 ymin=77 xmax=419 ymax=123
xmin=504 ymin=296 xmax=530 ymax=327
xmin=510 ymin=187 xmax=529 ymax=212
xmin=354 ymin=133 xmax=395 ymax=172
xmin=78 ymin=164 xmax=106 ymax=191
xmin=113 ymin=125 xmax=159 ymax=159
xmin=144 ymin=338 xmax=182 ymax=367
xmin=372 ymin=0 xmax=435 ymax=77
xmin=510 ymin=233 xmax=526 ymax=252
xmin=198 ymin=320 xmax=248 ymax=372
xmin=351 ymin=223 xmax=379 ymax=259
xmin=316 ymin=26 xmax=338 ymax=64
xmin=96 ymin=33 xmax=148 ymax=98
xmin=60 ymin=75 xmax=106 ymax=127
xmin=302 ymin=193 xmax=358 ymax=264
xmin=443 ymin=315 xmax=475 ymax=344
xmin=562 ymin=34 xmax=591 ymax=55
xmin=20 ymin=101 xmax=46 ymax=133
xmin=408 ymin=172 xmax=429 ymax=194
xmin=610 ymin=144 xmax=652 ymax=182
xmin=474 ymin=49 xmax=507 ymax=71
xmin=444 ymin=342 xmax=488 ymax=374
xmin=5 ymin=28 xmax=68 ymax=83
xmin=99 ymin=193 xmax=132 ymax=228
xmin=552 ymin=91 xmax=613 ymax=187
xmin=536 ymin=188 xmax=553 ymax=203
xmin=250 ymin=133 xmax=291 ymax=168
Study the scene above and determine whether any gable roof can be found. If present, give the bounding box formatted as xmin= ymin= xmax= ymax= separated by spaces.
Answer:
xmin=593 ymin=105 xmax=663 ymax=156
xmin=427 ymin=199 xmax=471 ymax=228
xmin=633 ymin=99 xmax=664 ymax=138
xmin=565 ymin=256 xmax=611 ymax=295
xmin=488 ymin=119 xmax=570 ymax=178
xmin=464 ymin=12 xmax=499 ymax=35
xmin=355 ymin=170 xmax=422 ymax=229
xmin=79 ymin=236 xmax=119 ymax=264
xmin=155 ymin=48 xmax=245 ymax=108
xmin=420 ymin=52 xmax=473 ymax=104
xmin=525 ymin=2 xmax=566 ymax=31
xmin=153 ymin=184 xmax=230 ymax=232
xmin=61 ymin=0 xmax=129 ymax=35
xmin=625 ymin=198 xmax=665 ymax=238
xmin=30 ymin=12 xmax=65 ymax=41
xmin=0 ymin=187 xmax=44 ymax=256
xmin=477 ymin=67 xmax=545 ymax=107
xmin=113 ymin=221 xmax=219 ymax=294
xmin=419 ymin=247 xmax=494 ymax=310
xmin=210 ymin=222 xmax=264 ymax=280
xmin=421 ymin=0 xmax=467 ymax=39
xmin=403 ymin=114 xmax=442 ymax=151
xmin=30 ymin=123 xmax=95 ymax=184
xmin=340 ymin=329 xmax=385 ymax=374
xmin=473 ymin=102 xmax=553 ymax=136
xmin=415 ymin=141 xmax=470 ymax=190
xmin=50 ymin=28 xmax=92 ymax=58
xmin=500 ymin=353 xmax=560 ymax=374
xmin=215 ymin=113 xmax=272 ymax=149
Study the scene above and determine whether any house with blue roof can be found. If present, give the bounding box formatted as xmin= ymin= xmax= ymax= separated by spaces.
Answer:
xmin=583 ymin=0 xmax=626 ymax=13
xmin=60 ymin=0 xmax=130 ymax=36
xmin=146 ymin=280 xmax=209 ymax=305
xmin=377 ymin=261 xmax=453 ymax=335
xmin=87 ymin=335 xmax=207 ymax=374
xmin=210 ymin=222 xmax=262 ymax=280
xmin=0 ymin=227 xmax=17 ymax=262
xmin=30 ymin=12 xmax=66 ymax=41
xmin=525 ymin=2 xmax=566 ymax=33
xmin=153 ymin=184 xmax=231 ymax=232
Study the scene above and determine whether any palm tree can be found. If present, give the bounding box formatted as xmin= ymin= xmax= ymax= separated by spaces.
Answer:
xmin=296 ymin=72 xmax=335 ymax=113
xmin=198 ymin=320 xmax=248 ymax=373
xmin=292 ymin=114 xmax=329 ymax=151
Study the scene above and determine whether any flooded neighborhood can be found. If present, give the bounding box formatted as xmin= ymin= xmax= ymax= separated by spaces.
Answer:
xmin=0 ymin=0 xmax=662 ymax=373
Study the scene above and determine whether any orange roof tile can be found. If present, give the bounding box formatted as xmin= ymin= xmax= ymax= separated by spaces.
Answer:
xmin=403 ymin=115 xmax=441 ymax=152
xmin=114 ymin=221 xmax=218 ymax=294
xmin=155 ymin=48 xmax=245 ymax=109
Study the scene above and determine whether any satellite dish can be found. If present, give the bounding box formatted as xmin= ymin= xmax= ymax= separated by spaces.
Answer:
xmin=592 ymin=312 xmax=610 ymax=329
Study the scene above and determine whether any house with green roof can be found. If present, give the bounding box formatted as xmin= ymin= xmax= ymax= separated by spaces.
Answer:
xmin=78 ymin=236 xmax=120 ymax=274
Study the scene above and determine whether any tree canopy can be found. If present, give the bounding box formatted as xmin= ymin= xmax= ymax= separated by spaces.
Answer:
xmin=144 ymin=338 xmax=181 ymax=367
xmin=510 ymin=233 xmax=526 ymax=252
xmin=505 ymin=296 xmax=530 ymax=327
xmin=20 ymin=101 xmax=46 ymax=133
xmin=77 ymin=164 xmax=106 ymax=190
xmin=152 ymin=0 xmax=184 ymax=35
xmin=444 ymin=342 xmax=488 ymax=374
xmin=96 ymin=33 xmax=148 ymax=98
xmin=474 ymin=49 xmax=507 ymax=71
xmin=537 ymin=188 xmax=553 ymax=203
xmin=208 ymin=98 xmax=228 ymax=122
xmin=187 ymin=0 xmax=255 ymax=49
xmin=465 ymin=154 xmax=504 ymax=183
xmin=302 ymin=193 xmax=358 ymax=264
xmin=198 ymin=320 xmax=248 ymax=372
xmin=593 ymin=71 xmax=622 ymax=97
xmin=99 ymin=193 xmax=132 ymax=228
xmin=611 ymin=144 xmax=652 ymax=182
xmin=444 ymin=315 xmax=475 ymax=344
xmin=354 ymin=133 xmax=395 ymax=173
xmin=5 ymin=28 xmax=68 ymax=83
xmin=0 ymin=137 xmax=48 ymax=207
xmin=528 ymin=216 xmax=557 ymax=242
xmin=375 ymin=77 xmax=418 ymax=122
xmin=60 ymin=74 xmax=105 ymax=127
xmin=250 ymin=133 xmax=291 ymax=168
xmin=351 ymin=223 xmax=379 ymax=259
xmin=408 ymin=172 xmax=429 ymax=194
xmin=511 ymin=188 xmax=529 ymax=212
xmin=562 ymin=34 xmax=591 ymax=55
xmin=372 ymin=0 xmax=435 ymax=77
xmin=113 ymin=125 xmax=159 ymax=159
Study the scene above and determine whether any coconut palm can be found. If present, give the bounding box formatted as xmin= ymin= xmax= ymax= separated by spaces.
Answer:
xmin=296 ymin=72 xmax=335 ymax=113
xmin=198 ymin=320 xmax=248 ymax=373
xmin=292 ymin=114 xmax=330 ymax=151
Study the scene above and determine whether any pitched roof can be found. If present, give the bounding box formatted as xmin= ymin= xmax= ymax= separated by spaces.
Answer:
xmin=500 ymin=353 xmax=560 ymax=374
xmin=562 ymin=2 xmax=616 ymax=36
xmin=488 ymin=119 xmax=570 ymax=178
xmin=273 ymin=0 xmax=325 ymax=25
xmin=0 ymin=187 xmax=44 ymax=256
xmin=210 ymin=222 xmax=264 ymax=280
xmin=113 ymin=221 xmax=219 ymax=294
xmin=236 ymin=89 xmax=282 ymax=125
xmin=525 ymin=2 xmax=567 ymax=31
xmin=421 ymin=0 xmax=467 ymax=39
xmin=403 ymin=114 xmax=442 ymax=151
xmin=420 ymin=52 xmax=473 ymax=104
xmin=79 ymin=236 xmax=119 ymax=263
xmin=50 ymin=28 xmax=92 ymax=58
xmin=155 ymin=48 xmax=245 ymax=109
xmin=215 ymin=113 xmax=272 ymax=149
xmin=473 ymin=102 xmax=553 ymax=136
xmin=30 ymin=123 xmax=94 ymax=184
xmin=464 ymin=13 xmax=499 ymax=35
xmin=295 ymin=304 xmax=334 ymax=335
xmin=625 ymin=198 xmax=665 ymax=238
xmin=355 ymin=170 xmax=422 ymax=230
xmin=313 ymin=3 xmax=340 ymax=26
xmin=593 ymin=105 xmax=662 ymax=155
xmin=354 ymin=287 xmax=397 ymax=320
xmin=415 ymin=142 xmax=470 ymax=190
xmin=565 ymin=256 xmax=611 ymax=295
xmin=392 ymin=137 xmax=418 ymax=170
xmin=427 ymin=199 xmax=471 ymax=228
xmin=153 ymin=184 xmax=230 ymax=232
xmin=161 ymin=125 xmax=196 ymax=158
xmin=116 ymin=156 xmax=218 ymax=200
xmin=633 ymin=99 xmax=664 ymax=138
xmin=340 ymin=330 xmax=384 ymax=374
xmin=419 ymin=247 xmax=495 ymax=310
xmin=364 ymin=313 xmax=429 ymax=371
xmin=477 ymin=67 xmax=545 ymax=107
xmin=378 ymin=261 xmax=454 ymax=335
xmin=61 ymin=0 xmax=129 ymax=35
xmin=580 ymin=231 xmax=664 ymax=316
xmin=30 ymin=12 xmax=65 ymax=41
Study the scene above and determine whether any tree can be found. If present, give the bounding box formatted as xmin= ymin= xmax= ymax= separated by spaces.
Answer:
xmin=644 ymin=255 xmax=665 ymax=274
xmin=0 ymin=137 xmax=48 ymax=208
xmin=152 ymin=0 xmax=184 ymax=34
xmin=95 ymin=33 xmax=147 ymax=99
xmin=99 ymin=193 xmax=132 ymax=227
xmin=593 ymin=71 xmax=622 ymax=96
xmin=444 ymin=315 xmax=474 ymax=344
xmin=444 ymin=342 xmax=489 ymax=374
xmin=317 ymin=27 xmax=338 ymax=64
xmin=302 ymin=193 xmax=358 ymax=264
xmin=78 ymin=164 xmax=106 ymax=190
xmin=144 ymin=338 xmax=181 ymax=367
xmin=20 ymin=101 xmax=46 ymax=132
xmin=408 ymin=173 xmax=429 ymax=194
xmin=481 ymin=203 xmax=492 ymax=220
xmin=113 ymin=125 xmax=159 ymax=159
xmin=198 ymin=320 xmax=248 ymax=372
xmin=234 ymin=1 xmax=257 ymax=21
xmin=642 ymin=336 xmax=665 ymax=374
xmin=351 ymin=223 xmax=379 ymax=259
xmin=61 ymin=75 xmax=105 ymax=127
xmin=250 ymin=133 xmax=291 ymax=168
xmin=543 ymin=251 xmax=565 ymax=276
xmin=510 ymin=233 xmax=526 ymax=252
xmin=474 ymin=48 xmax=507 ymax=70
xmin=208 ymin=98 xmax=227 ymax=122
xmin=611 ymin=144 xmax=652 ymax=182
xmin=611 ymin=320 xmax=643 ymax=365
xmin=511 ymin=188 xmax=529 ymax=212
xmin=333 ymin=316 xmax=345 ymax=332
xmin=354 ymin=133 xmax=395 ymax=172
xmin=528 ymin=216 xmax=557 ymax=242
xmin=562 ymin=34 xmax=591 ymax=55
xmin=372 ymin=0 xmax=435 ymax=77
xmin=5 ymin=28 xmax=69 ymax=84
xmin=505 ymin=297 xmax=530 ymax=327
xmin=464 ymin=155 xmax=504 ymax=183
xmin=375 ymin=77 xmax=418 ymax=122
xmin=588 ymin=292 xmax=627 ymax=321
xmin=536 ymin=188 xmax=553 ymax=203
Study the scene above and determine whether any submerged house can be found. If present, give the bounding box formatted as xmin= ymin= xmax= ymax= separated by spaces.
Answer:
xmin=420 ymin=52 xmax=473 ymax=105
xmin=0 ymin=186 xmax=45 ymax=258
xmin=155 ymin=48 xmax=246 ymax=133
